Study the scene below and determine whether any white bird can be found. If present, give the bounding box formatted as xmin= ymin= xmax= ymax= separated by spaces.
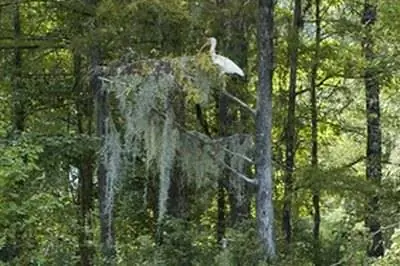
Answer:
xmin=201 ymin=37 xmax=245 ymax=77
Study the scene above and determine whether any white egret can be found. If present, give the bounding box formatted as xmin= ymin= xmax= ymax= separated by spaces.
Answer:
xmin=200 ymin=37 xmax=245 ymax=77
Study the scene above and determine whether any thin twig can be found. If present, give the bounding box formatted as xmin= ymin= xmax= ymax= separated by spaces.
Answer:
xmin=372 ymin=222 xmax=400 ymax=236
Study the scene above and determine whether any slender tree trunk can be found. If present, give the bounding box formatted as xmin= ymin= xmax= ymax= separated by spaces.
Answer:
xmin=77 ymin=155 xmax=94 ymax=266
xmin=311 ymin=0 xmax=321 ymax=264
xmin=73 ymin=52 xmax=84 ymax=133
xmin=362 ymin=1 xmax=384 ymax=258
xmin=73 ymin=51 xmax=95 ymax=266
xmin=256 ymin=0 xmax=276 ymax=259
xmin=215 ymin=0 xmax=228 ymax=243
xmin=12 ymin=1 xmax=24 ymax=133
xmin=168 ymin=93 xmax=189 ymax=219
xmin=94 ymin=55 xmax=116 ymax=264
xmin=283 ymin=0 xmax=301 ymax=247
xmin=217 ymin=92 xmax=228 ymax=242
xmin=195 ymin=97 xmax=224 ymax=244
xmin=167 ymin=165 xmax=189 ymax=220
xmin=82 ymin=0 xmax=115 ymax=262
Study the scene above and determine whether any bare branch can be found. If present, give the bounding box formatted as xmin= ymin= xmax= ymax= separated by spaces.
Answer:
xmin=295 ymin=88 xmax=310 ymax=96
xmin=382 ymin=160 xmax=400 ymax=167
xmin=0 ymin=38 xmax=65 ymax=49
xmin=342 ymin=156 xmax=365 ymax=169
xmin=222 ymin=90 xmax=256 ymax=117
xmin=217 ymin=158 xmax=258 ymax=185
xmin=316 ymin=75 xmax=336 ymax=87
xmin=222 ymin=146 xmax=254 ymax=164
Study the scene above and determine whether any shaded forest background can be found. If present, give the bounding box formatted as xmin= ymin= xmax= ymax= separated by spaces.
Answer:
xmin=1 ymin=0 xmax=400 ymax=265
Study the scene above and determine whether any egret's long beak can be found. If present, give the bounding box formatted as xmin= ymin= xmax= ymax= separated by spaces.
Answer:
xmin=198 ymin=39 xmax=210 ymax=54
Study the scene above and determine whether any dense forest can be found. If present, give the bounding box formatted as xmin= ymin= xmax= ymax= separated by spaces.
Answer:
xmin=1 ymin=0 xmax=400 ymax=265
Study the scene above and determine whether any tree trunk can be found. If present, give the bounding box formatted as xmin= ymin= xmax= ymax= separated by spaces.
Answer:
xmin=311 ymin=0 xmax=321 ymax=264
xmin=82 ymin=0 xmax=115 ymax=262
xmin=168 ymin=93 xmax=189 ymax=219
xmin=77 ymin=155 xmax=94 ymax=266
xmin=283 ymin=0 xmax=301 ymax=247
xmin=73 ymin=50 xmax=95 ymax=266
xmin=256 ymin=0 xmax=276 ymax=259
xmin=362 ymin=1 xmax=384 ymax=258
xmin=12 ymin=0 xmax=24 ymax=133
xmin=195 ymin=96 xmax=225 ymax=244
xmin=167 ymin=167 xmax=189 ymax=219
xmin=94 ymin=58 xmax=116 ymax=264
xmin=218 ymin=92 xmax=229 ymax=242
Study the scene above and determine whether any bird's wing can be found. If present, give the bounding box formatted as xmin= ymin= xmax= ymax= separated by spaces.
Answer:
xmin=214 ymin=55 xmax=245 ymax=77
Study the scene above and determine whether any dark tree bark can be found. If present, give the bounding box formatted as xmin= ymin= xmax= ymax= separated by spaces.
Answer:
xmin=168 ymin=93 xmax=189 ymax=220
xmin=311 ymin=0 xmax=321 ymax=264
xmin=82 ymin=0 xmax=116 ymax=263
xmin=283 ymin=0 xmax=301 ymax=247
xmin=362 ymin=1 xmax=384 ymax=258
xmin=94 ymin=55 xmax=116 ymax=264
xmin=167 ymin=166 xmax=189 ymax=220
xmin=77 ymin=154 xmax=95 ymax=266
xmin=73 ymin=51 xmax=95 ymax=266
xmin=217 ymin=92 xmax=229 ymax=242
xmin=256 ymin=0 xmax=276 ymax=259
xmin=214 ymin=1 xmax=229 ymax=245
xmin=12 ymin=1 xmax=24 ymax=133
xmin=195 ymin=91 xmax=227 ymax=245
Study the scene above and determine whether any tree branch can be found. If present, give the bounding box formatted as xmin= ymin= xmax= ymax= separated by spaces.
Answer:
xmin=222 ymin=90 xmax=255 ymax=117
xmin=295 ymin=88 xmax=310 ymax=96
xmin=222 ymin=146 xmax=254 ymax=164
xmin=217 ymin=158 xmax=258 ymax=185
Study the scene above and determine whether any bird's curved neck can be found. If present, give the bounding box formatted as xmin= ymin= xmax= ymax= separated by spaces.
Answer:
xmin=210 ymin=42 xmax=217 ymax=55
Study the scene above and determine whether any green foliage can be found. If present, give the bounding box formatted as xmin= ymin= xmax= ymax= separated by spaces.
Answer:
xmin=0 ymin=135 xmax=77 ymax=264
xmin=214 ymin=224 xmax=265 ymax=266
xmin=1 ymin=0 xmax=400 ymax=264
xmin=373 ymin=228 xmax=400 ymax=265
xmin=115 ymin=218 xmax=219 ymax=266
xmin=172 ymin=53 xmax=223 ymax=105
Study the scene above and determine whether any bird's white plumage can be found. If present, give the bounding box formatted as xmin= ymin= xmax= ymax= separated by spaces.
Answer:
xmin=208 ymin=37 xmax=245 ymax=77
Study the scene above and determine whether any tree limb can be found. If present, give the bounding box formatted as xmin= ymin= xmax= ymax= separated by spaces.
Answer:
xmin=222 ymin=90 xmax=255 ymax=117
xmin=222 ymin=146 xmax=254 ymax=164
xmin=217 ymin=158 xmax=258 ymax=185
